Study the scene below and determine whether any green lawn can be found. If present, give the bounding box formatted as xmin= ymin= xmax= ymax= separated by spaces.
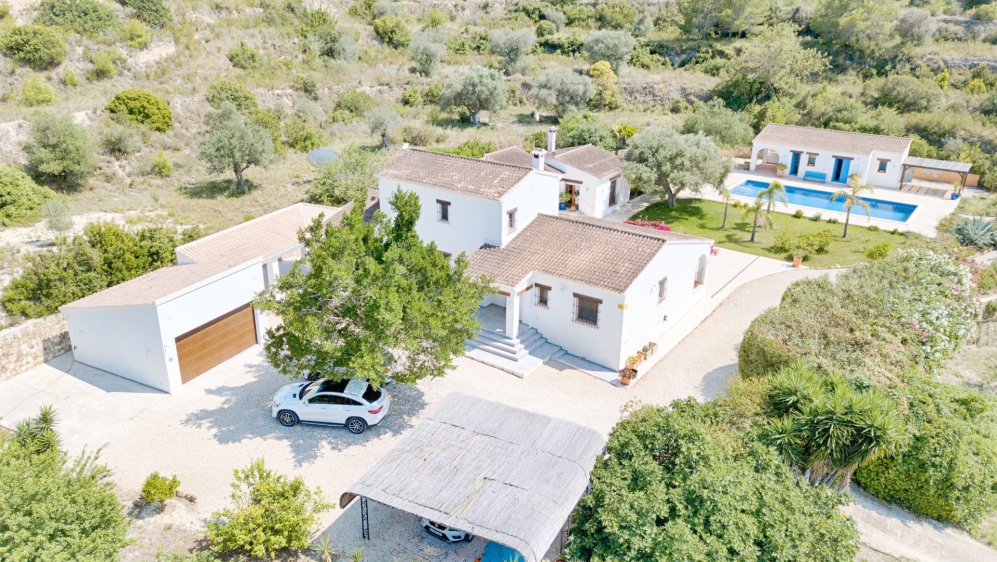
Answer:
xmin=632 ymin=199 xmax=923 ymax=268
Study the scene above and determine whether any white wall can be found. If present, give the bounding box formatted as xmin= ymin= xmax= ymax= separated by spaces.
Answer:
xmin=750 ymin=142 xmax=906 ymax=187
xmin=550 ymin=160 xmax=630 ymax=218
xmin=379 ymin=179 xmax=503 ymax=257
xmin=499 ymin=171 xmax=560 ymax=246
xmin=157 ymin=263 xmax=266 ymax=393
xmin=63 ymin=305 xmax=172 ymax=393
xmin=619 ymin=241 xmax=712 ymax=368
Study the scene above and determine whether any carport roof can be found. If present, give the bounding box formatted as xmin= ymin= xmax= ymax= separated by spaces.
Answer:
xmin=339 ymin=392 xmax=605 ymax=562
xmin=903 ymin=156 xmax=973 ymax=173
xmin=60 ymin=260 xmax=259 ymax=309
xmin=175 ymin=202 xmax=345 ymax=264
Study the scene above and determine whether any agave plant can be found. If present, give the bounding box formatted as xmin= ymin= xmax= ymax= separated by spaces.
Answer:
xmin=953 ymin=215 xmax=996 ymax=249
xmin=13 ymin=405 xmax=61 ymax=455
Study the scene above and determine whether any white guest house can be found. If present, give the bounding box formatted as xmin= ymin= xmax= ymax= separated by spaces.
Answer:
xmin=378 ymin=148 xmax=714 ymax=375
xmin=483 ymin=127 xmax=630 ymax=218
xmin=750 ymin=124 xmax=912 ymax=188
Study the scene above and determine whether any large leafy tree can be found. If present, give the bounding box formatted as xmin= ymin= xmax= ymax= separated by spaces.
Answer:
xmin=308 ymin=145 xmax=381 ymax=206
xmin=623 ymin=127 xmax=732 ymax=207
xmin=24 ymin=112 xmax=98 ymax=190
xmin=810 ymin=0 xmax=900 ymax=56
xmin=256 ymin=190 xmax=491 ymax=388
xmin=679 ymin=101 xmax=755 ymax=148
xmin=531 ymin=68 xmax=594 ymax=117
xmin=440 ymin=66 xmax=507 ymax=126
xmin=0 ymin=407 xmax=130 ymax=562
xmin=197 ymin=102 xmax=276 ymax=194
xmin=723 ymin=24 xmax=828 ymax=106
xmin=567 ymin=399 xmax=860 ymax=562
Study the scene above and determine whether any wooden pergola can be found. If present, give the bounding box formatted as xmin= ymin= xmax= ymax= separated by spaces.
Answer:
xmin=901 ymin=156 xmax=973 ymax=195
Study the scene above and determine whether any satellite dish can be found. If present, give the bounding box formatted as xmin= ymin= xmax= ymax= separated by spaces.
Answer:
xmin=307 ymin=148 xmax=340 ymax=168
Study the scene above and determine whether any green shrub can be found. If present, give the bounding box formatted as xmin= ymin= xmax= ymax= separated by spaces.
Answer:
xmin=855 ymin=377 xmax=997 ymax=527
xmin=1 ymin=25 xmax=67 ymax=70
xmin=283 ymin=117 xmax=322 ymax=152
xmin=292 ymin=75 xmax=318 ymax=100
xmin=334 ymin=88 xmax=373 ymax=119
xmin=41 ymin=198 xmax=72 ymax=231
xmin=347 ymin=0 xmax=375 ymax=21
xmin=978 ymin=262 xmax=997 ymax=294
xmin=141 ymin=472 xmax=180 ymax=503
xmin=0 ymin=2 xmax=9 ymax=19
xmin=227 ymin=41 xmax=262 ymax=70
xmin=248 ymin=108 xmax=284 ymax=155
xmin=421 ymin=82 xmax=443 ymax=105
xmin=60 ymin=68 xmax=79 ymax=87
xmin=100 ymin=123 xmax=142 ymax=157
xmin=35 ymin=0 xmax=119 ymax=36
xmin=793 ymin=209 xmax=804 ymax=218
xmin=24 ymin=113 xmax=98 ymax=190
xmin=430 ymin=138 xmax=497 ymax=158
xmin=150 ymin=151 xmax=173 ymax=177
xmin=562 ymin=4 xmax=595 ymax=27
xmin=372 ymin=15 xmax=410 ymax=48
xmin=0 ymin=165 xmax=57 ymax=226
xmin=20 ymin=75 xmax=55 ymax=106
xmin=864 ymin=241 xmax=891 ymax=260
xmin=206 ymin=459 xmax=330 ymax=557
xmin=975 ymin=3 xmax=997 ymax=21
xmin=117 ymin=0 xmax=171 ymax=27
xmin=87 ymin=49 xmax=125 ymax=81
xmin=400 ymin=86 xmax=421 ymax=107
xmin=106 ymin=89 xmax=173 ymax=132
xmin=308 ymin=144 xmax=379 ymax=205
xmin=206 ymin=80 xmax=257 ymax=112
xmin=536 ymin=20 xmax=557 ymax=38
xmin=984 ymin=299 xmax=997 ymax=319
xmin=121 ymin=20 xmax=151 ymax=49
xmin=867 ymin=224 xmax=880 ymax=232
xmin=738 ymin=250 xmax=978 ymax=381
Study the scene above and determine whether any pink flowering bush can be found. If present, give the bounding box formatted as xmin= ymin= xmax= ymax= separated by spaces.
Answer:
xmin=625 ymin=219 xmax=672 ymax=232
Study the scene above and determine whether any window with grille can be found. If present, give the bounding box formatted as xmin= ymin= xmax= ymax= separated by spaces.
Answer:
xmin=437 ymin=200 xmax=450 ymax=223
xmin=535 ymin=284 xmax=550 ymax=308
xmin=658 ymin=277 xmax=668 ymax=302
xmin=877 ymin=159 xmax=889 ymax=173
xmin=807 ymin=153 xmax=817 ymax=166
xmin=507 ymin=208 xmax=517 ymax=231
xmin=609 ymin=178 xmax=617 ymax=206
xmin=573 ymin=294 xmax=600 ymax=327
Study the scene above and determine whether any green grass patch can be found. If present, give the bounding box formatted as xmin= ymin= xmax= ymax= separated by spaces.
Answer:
xmin=632 ymin=199 xmax=922 ymax=268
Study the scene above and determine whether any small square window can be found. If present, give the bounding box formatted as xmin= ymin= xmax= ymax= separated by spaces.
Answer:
xmin=535 ymin=284 xmax=550 ymax=308
xmin=807 ymin=154 xmax=817 ymax=166
xmin=507 ymin=208 xmax=517 ymax=231
xmin=657 ymin=277 xmax=668 ymax=302
xmin=878 ymin=159 xmax=889 ymax=173
xmin=437 ymin=200 xmax=450 ymax=223
xmin=573 ymin=294 xmax=601 ymax=327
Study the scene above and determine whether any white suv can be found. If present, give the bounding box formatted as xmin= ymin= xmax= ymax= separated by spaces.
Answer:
xmin=421 ymin=519 xmax=473 ymax=543
xmin=270 ymin=379 xmax=390 ymax=434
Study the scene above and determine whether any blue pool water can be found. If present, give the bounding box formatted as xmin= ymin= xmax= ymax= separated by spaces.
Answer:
xmin=730 ymin=180 xmax=917 ymax=222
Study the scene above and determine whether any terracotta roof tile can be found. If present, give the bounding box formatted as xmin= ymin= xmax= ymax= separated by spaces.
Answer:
xmin=176 ymin=202 xmax=345 ymax=263
xmin=753 ymin=124 xmax=911 ymax=156
xmin=482 ymin=146 xmax=559 ymax=174
xmin=467 ymin=214 xmax=708 ymax=293
xmin=378 ymin=149 xmax=533 ymax=200
xmin=61 ymin=261 xmax=258 ymax=309
xmin=551 ymin=144 xmax=622 ymax=178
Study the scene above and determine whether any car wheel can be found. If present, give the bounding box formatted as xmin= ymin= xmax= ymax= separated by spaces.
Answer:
xmin=277 ymin=410 xmax=298 ymax=427
xmin=465 ymin=535 xmax=473 ymax=543
xmin=346 ymin=417 xmax=367 ymax=434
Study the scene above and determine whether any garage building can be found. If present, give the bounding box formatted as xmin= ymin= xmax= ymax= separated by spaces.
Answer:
xmin=60 ymin=259 xmax=265 ymax=394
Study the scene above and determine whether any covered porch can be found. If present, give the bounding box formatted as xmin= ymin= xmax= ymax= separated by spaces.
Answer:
xmin=901 ymin=157 xmax=974 ymax=198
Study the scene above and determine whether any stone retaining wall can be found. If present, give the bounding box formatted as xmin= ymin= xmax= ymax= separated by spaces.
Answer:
xmin=0 ymin=315 xmax=70 ymax=382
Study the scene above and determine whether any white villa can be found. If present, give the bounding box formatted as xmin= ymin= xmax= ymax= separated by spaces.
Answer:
xmin=750 ymin=124 xmax=912 ymax=188
xmin=378 ymin=148 xmax=714 ymax=377
xmin=483 ymin=127 xmax=630 ymax=218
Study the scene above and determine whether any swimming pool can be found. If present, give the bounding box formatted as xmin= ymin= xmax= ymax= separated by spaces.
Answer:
xmin=730 ymin=180 xmax=917 ymax=222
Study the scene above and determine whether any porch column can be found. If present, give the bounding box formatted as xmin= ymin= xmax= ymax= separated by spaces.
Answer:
xmin=505 ymin=293 xmax=520 ymax=339
xmin=749 ymin=143 xmax=757 ymax=171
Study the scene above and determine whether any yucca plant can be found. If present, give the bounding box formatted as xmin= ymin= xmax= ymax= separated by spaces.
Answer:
xmin=953 ymin=215 xmax=996 ymax=249
xmin=13 ymin=404 xmax=61 ymax=455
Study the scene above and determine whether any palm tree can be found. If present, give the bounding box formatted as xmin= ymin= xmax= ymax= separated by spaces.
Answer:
xmin=741 ymin=200 xmax=772 ymax=242
xmin=756 ymin=180 xmax=787 ymax=215
xmin=611 ymin=124 xmax=637 ymax=154
xmin=719 ymin=184 xmax=732 ymax=229
xmin=829 ymin=174 xmax=872 ymax=238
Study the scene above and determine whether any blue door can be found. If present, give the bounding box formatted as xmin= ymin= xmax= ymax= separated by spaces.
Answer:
xmin=789 ymin=152 xmax=801 ymax=176
xmin=838 ymin=158 xmax=851 ymax=183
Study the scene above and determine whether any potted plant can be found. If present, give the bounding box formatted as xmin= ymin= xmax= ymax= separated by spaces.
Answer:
xmin=792 ymin=248 xmax=806 ymax=268
xmin=776 ymin=163 xmax=788 ymax=177
xmin=619 ymin=366 xmax=636 ymax=386
xmin=559 ymin=192 xmax=570 ymax=210
xmin=636 ymin=350 xmax=647 ymax=364
xmin=744 ymin=160 xmax=750 ymax=170
xmin=626 ymin=355 xmax=638 ymax=368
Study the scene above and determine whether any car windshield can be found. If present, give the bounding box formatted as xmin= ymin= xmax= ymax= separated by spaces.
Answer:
xmin=362 ymin=385 xmax=382 ymax=403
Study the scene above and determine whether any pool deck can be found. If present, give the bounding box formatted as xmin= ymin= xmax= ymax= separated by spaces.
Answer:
xmin=695 ymin=170 xmax=977 ymax=238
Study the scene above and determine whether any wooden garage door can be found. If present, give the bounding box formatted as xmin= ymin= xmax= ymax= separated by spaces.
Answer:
xmin=176 ymin=304 xmax=257 ymax=383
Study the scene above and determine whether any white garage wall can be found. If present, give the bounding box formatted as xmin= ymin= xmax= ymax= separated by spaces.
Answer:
xmin=63 ymin=305 xmax=171 ymax=393
xmin=157 ymin=263 xmax=266 ymax=393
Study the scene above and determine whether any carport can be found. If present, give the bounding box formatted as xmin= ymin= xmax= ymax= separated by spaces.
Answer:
xmin=339 ymin=393 xmax=605 ymax=562
xmin=901 ymin=157 xmax=973 ymax=196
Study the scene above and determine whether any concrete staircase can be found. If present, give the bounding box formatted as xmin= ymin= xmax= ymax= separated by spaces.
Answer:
xmin=465 ymin=323 xmax=565 ymax=377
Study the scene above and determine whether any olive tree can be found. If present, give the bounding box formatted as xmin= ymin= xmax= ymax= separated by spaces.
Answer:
xmin=895 ymin=8 xmax=936 ymax=45
xmin=531 ymin=68 xmax=594 ymax=117
xmin=680 ymin=101 xmax=755 ymax=148
xmin=440 ymin=66 xmax=507 ymax=126
xmin=810 ymin=0 xmax=900 ymax=55
xmin=308 ymin=145 xmax=380 ymax=206
xmin=409 ymin=28 xmax=447 ymax=76
xmin=365 ymin=105 xmax=401 ymax=149
xmin=488 ymin=27 xmax=536 ymax=75
xmin=197 ymin=102 xmax=276 ymax=194
xmin=729 ymin=24 xmax=828 ymax=102
xmin=24 ymin=112 xmax=98 ymax=190
xmin=623 ymin=127 xmax=732 ymax=207
xmin=583 ymin=30 xmax=635 ymax=73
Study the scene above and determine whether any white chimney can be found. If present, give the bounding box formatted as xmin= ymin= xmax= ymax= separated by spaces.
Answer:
xmin=531 ymin=148 xmax=546 ymax=170
xmin=546 ymin=126 xmax=558 ymax=152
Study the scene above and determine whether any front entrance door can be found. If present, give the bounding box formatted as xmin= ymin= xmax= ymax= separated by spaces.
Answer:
xmin=789 ymin=152 xmax=801 ymax=176
xmin=832 ymin=158 xmax=851 ymax=183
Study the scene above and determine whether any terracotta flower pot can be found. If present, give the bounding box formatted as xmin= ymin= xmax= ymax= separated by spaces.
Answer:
xmin=792 ymin=256 xmax=803 ymax=268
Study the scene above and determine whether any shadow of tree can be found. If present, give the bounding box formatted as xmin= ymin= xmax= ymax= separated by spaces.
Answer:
xmin=180 ymin=179 xmax=261 ymax=199
xmin=181 ymin=359 xmax=428 ymax=466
